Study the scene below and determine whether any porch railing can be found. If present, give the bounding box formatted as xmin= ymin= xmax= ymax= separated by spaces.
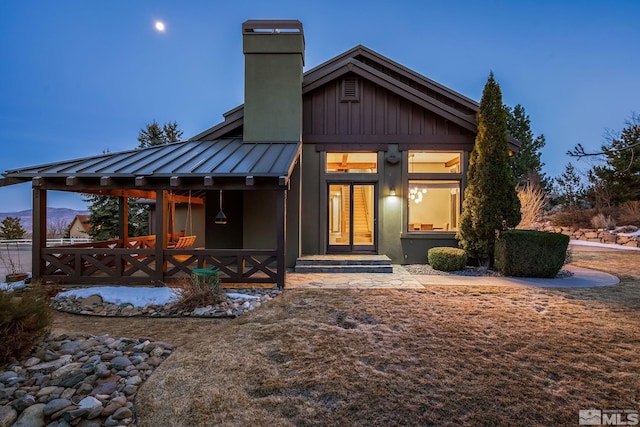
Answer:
xmin=39 ymin=237 xmax=280 ymax=286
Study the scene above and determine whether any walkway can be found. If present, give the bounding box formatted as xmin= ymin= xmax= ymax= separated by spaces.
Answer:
xmin=286 ymin=265 xmax=423 ymax=289
xmin=285 ymin=264 xmax=619 ymax=289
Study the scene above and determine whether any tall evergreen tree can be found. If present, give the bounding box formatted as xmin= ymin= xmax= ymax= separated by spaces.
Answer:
xmin=506 ymin=104 xmax=549 ymax=191
xmin=554 ymin=162 xmax=585 ymax=208
xmin=457 ymin=73 xmax=521 ymax=266
xmin=586 ymin=115 xmax=640 ymax=205
xmin=137 ymin=120 xmax=183 ymax=148
xmin=86 ymin=121 xmax=183 ymax=239
xmin=83 ymin=195 xmax=149 ymax=241
xmin=0 ymin=217 xmax=27 ymax=240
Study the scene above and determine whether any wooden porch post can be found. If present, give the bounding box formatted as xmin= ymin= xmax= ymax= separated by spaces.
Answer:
xmin=169 ymin=198 xmax=176 ymax=242
xmin=153 ymin=190 xmax=168 ymax=285
xmin=32 ymin=188 xmax=47 ymax=280
xmin=118 ymin=196 xmax=129 ymax=246
xmin=277 ymin=188 xmax=287 ymax=289
xmin=118 ymin=196 xmax=129 ymax=275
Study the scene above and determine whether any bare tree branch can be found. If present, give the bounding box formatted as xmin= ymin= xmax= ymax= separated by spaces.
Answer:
xmin=568 ymin=140 xmax=640 ymax=158
xmin=568 ymin=113 xmax=640 ymax=159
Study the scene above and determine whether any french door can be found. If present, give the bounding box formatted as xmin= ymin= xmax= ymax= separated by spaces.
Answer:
xmin=327 ymin=183 xmax=377 ymax=253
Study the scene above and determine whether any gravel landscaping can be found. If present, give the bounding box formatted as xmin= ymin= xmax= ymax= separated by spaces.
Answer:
xmin=0 ymin=334 xmax=173 ymax=426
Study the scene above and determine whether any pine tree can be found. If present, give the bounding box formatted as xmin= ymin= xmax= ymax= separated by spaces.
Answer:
xmin=0 ymin=217 xmax=27 ymax=240
xmin=506 ymin=104 xmax=550 ymax=191
xmin=137 ymin=120 xmax=183 ymax=148
xmin=161 ymin=121 xmax=183 ymax=145
xmin=86 ymin=120 xmax=183 ymax=240
xmin=555 ymin=163 xmax=585 ymax=208
xmin=587 ymin=115 xmax=640 ymax=205
xmin=457 ymin=73 xmax=521 ymax=266
xmin=83 ymin=195 xmax=149 ymax=241
xmin=83 ymin=195 xmax=120 ymax=241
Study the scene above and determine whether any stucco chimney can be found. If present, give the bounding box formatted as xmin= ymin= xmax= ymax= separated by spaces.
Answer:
xmin=242 ymin=20 xmax=305 ymax=143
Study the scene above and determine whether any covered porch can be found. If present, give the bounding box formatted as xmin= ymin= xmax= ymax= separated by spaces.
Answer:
xmin=1 ymin=139 xmax=302 ymax=289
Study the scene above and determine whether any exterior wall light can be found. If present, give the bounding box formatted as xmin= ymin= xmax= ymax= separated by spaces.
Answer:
xmin=390 ymin=186 xmax=396 ymax=196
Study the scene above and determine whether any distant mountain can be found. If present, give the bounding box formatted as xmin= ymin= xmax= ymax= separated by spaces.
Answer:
xmin=0 ymin=208 xmax=89 ymax=233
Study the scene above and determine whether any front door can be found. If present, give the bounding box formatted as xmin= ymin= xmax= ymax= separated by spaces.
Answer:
xmin=327 ymin=183 xmax=377 ymax=253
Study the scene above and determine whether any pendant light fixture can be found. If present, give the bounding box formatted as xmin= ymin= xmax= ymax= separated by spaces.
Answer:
xmin=409 ymin=186 xmax=427 ymax=204
xmin=215 ymin=189 xmax=227 ymax=225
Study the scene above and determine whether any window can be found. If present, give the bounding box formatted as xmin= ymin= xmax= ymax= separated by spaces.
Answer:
xmin=326 ymin=152 xmax=377 ymax=173
xmin=406 ymin=151 xmax=462 ymax=232
xmin=407 ymin=180 xmax=460 ymax=232
xmin=408 ymin=151 xmax=460 ymax=173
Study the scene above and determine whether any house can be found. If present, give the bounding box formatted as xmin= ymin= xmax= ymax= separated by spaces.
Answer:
xmin=68 ymin=214 xmax=91 ymax=239
xmin=0 ymin=20 xmax=518 ymax=288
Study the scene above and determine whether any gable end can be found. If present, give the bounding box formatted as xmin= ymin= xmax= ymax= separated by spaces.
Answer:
xmin=341 ymin=77 xmax=360 ymax=102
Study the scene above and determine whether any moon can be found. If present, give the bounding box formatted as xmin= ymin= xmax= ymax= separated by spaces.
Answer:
xmin=155 ymin=21 xmax=165 ymax=32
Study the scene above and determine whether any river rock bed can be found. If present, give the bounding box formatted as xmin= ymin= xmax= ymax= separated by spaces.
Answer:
xmin=0 ymin=334 xmax=173 ymax=427
xmin=52 ymin=288 xmax=281 ymax=318
xmin=403 ymin=264 xmax=503 ymax=276
xmin=403 ymin=264 xmax=573 ymax=279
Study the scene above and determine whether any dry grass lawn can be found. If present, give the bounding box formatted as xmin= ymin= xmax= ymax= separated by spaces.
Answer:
xmin=52 ymin=250 xmax=640 ymax=426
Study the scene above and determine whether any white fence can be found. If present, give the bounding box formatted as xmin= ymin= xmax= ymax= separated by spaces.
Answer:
xmin=0 ymin=238 xmax=93 ymax=247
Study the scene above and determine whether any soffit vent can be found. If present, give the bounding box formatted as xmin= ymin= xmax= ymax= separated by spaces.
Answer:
xmin=341 ymin=77 xmax=359 ymax=102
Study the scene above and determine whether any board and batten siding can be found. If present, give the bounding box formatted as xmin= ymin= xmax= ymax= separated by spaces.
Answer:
xmin=302 ymin=77 xmax=476 ymax=145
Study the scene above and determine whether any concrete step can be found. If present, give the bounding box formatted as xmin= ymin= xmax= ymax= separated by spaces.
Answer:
xmin=294 ymin=264 xmax=393 ymax=274
xmin=294 ymin=255 xmax=392 ymax=273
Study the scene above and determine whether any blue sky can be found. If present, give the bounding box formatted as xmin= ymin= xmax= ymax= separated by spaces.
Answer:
xmin=1 ymin=0 xmax=638 ymax=211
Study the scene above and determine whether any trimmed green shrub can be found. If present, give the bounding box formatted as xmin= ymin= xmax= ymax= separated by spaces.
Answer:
xmin=428 ymin=247 xmax=467 ymax=272
xmin=494 ymin=230 xmax=569 ymax=278
xmin=0 ymin=284 xmax=52 ymax=365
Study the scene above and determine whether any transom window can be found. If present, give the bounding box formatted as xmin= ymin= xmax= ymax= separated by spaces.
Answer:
xmin=408 ymin=151 xmax=460 ymax=173
xmin=407 ymin=180 xmax=460 ymax=232
xmin=326 ymin=152 xmax=377 ymax=173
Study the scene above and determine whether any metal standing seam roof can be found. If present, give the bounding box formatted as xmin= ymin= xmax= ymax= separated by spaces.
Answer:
xmin=2 ymin=139 xmax=301 ymax=181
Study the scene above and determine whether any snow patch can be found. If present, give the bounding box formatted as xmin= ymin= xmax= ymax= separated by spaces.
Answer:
xmin=0 ymin=280 xmax=29 ymax=291
xmin=52 ymin=286 xmax=260 ymax=307
xmin=570 ymin=239 xmax=640 ymax=251
xmin=55 ymin=286 xmax=177 ymax=307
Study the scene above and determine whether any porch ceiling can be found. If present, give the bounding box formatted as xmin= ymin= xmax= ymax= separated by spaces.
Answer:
xmin=1 ymin=139 xmax=301 ymax=192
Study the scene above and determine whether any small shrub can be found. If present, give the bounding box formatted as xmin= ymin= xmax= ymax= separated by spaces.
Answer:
xmin=495 ymin=230 xmax=569 ymax=278
xmin=517 ymin=183 xmax=546 ymax=229
xmin=428 ymin=247 xmax=467 ymax=271
xmin=0 ymin=242 xmax=24 ymax=278
xmin=619 ymin=201 xmax=640 ymax=225
xmin=171 ymin=272 xmax=225 ymax=312
xmin=551 ymin=208 xmax=592 ymax=228
xmin=0 ymin=284 xmax=53 ymax=365
xmin=590 ymin=213 xmax=616 ymax=230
